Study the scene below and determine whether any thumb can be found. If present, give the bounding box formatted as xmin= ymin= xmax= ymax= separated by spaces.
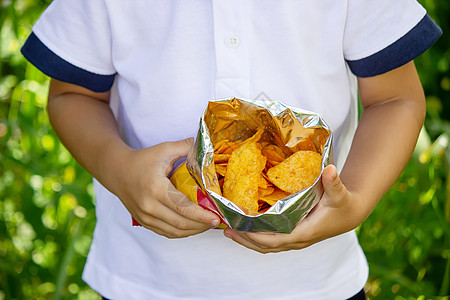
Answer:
xmin=158 ymin=138 xmax=194 ymax=161
xmin=161 ymin=138 xmax=194 ymax=175
xmin=321 ymin=164 xmax=348 ymax=207
xmin=168 ymin=137 xmax=194 ymax=158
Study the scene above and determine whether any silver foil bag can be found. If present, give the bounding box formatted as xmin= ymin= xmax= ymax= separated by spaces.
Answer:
xmin=186 ymin=98 xmax=333 ymax=233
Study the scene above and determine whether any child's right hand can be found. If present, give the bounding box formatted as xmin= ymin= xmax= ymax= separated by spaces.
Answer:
xmin=108 ymin=138 xmax=221 ymax=238
xmin=47 ymin=79 xmax=219 ymax=239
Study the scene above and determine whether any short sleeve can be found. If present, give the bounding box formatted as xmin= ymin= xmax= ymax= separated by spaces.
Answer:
xmin=21 ymin=0 xmax=116 ymax=92
xmin=343 ymin=0 xmax=442 ymax=77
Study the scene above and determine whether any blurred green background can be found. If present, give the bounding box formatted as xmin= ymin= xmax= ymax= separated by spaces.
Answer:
xmin=0 ymin=1 xmax=449 ymax=299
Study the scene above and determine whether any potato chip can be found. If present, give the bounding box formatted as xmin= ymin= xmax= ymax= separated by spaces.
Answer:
xmin=261 ymin=171 xmax=271 ymax=182
xmin=258 ymin=175 xmax=270 ymax=189
xmin=259 ymin=186 xmax=275 ymax=197
xmin=266 ymin=150 xmax=322 ymax=194
xmin=257 ymin=200 xmax=271 ymax=213
xmin=259 ymin=188 xmax=291 ymax=206
xmin=245 ymin=128 xmax=264 ymax=144
xmin=214 ymin=127 xmax=322 ymax=214
xmin=215 ymin=163 xmax=227 ymax=177
xmin=216 ymin=143 xmax=232 ymax=155
xmin=214 ymin=154 xmax=231 ymax=164
xmin=262 ymin=145 xmax=286 ymax=163
xmin=267 ymin=159 xmax=282 ymax=168
xmin=222 ymin=142 xmax=240 ymax=154
xmin=223 ymin=133 xmax=266 ymax=213
xmin=214 ymin=139 xmax=230 ymax=152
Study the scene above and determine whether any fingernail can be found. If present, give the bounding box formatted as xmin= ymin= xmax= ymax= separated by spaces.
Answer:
xmin=224 ymin=230 xmax=233 ymax=238
xmin=328 ymin=164 xmax=337 ymax=180
xmin=331 ymin=169 xmax=337 ymax=181
xmin=211 ymin=219 xmax=220 ymax=228
xmin=331 ymin=166 xmax=337 ymax=180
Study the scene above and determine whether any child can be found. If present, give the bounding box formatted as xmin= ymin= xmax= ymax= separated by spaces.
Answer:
xmin=22 ymin=1 xmax=441 ymax=299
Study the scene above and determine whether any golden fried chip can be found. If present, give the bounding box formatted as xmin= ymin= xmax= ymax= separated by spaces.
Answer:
xmin=267 ymin=159 xmax=282 ymax=168
xmin=258 ymin=175 xmax=270 ymax=189
xmin=216 ymin=143 xmax=232 ymax=154
xmin=223 ymin=141 xmax=266 ymax=214
xmin=262 ymin=145 xmax=286 ymax=163
xmin=259 ymin=188 xmax=291 ymax=205
xmin=258 ymin=186 xmax=275 ymax=197
xmin=244 ymin=128 xmax=264 ymax=144
xmin=215 ymin=163 xmax=227 ymax=177
xmin=222 ymin=142 xmax=240 ymax=154
xmin=257 ymin=200 xmax=271 ymax=213
xmin=214 ymin=154 xmax=231 ymax=164
xmin=261 ymin=171 xmax=271 ymax=182
xmin=214 ymin=139 xmax=230 ymax=151
xmin=265 ymin=162 xmax=275 ymax=170
xmin=266 ymin=150 xmax=322 ymax=194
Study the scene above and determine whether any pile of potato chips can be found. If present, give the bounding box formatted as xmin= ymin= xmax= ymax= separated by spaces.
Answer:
xmin=214 ymin=128 xmax=322 ymax=215
xmin=186 ymin=98 xmax=332 ymax=232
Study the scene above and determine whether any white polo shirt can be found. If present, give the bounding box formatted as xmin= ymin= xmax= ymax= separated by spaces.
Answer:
xmin=22 ymin=1 xmax=441 ymax=299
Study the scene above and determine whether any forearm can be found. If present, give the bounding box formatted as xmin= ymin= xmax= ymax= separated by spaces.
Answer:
xmin=47 ymin=82 xmax=131 ymax=195
xmin=341 ymin=99 xmax=424 ymax=209
xmin=340 ymin=61 xmax=425 ymax=215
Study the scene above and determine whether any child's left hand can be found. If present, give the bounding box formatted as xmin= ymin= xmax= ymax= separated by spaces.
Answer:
xmin=224 ymin=61 xmax=426 ymax=253
xmin=223 ymin=164 xmax=370 ymax=253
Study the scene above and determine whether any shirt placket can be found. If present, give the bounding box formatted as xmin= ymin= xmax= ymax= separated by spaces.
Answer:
xmin=212 ymin=0 xmax=250 ymax=99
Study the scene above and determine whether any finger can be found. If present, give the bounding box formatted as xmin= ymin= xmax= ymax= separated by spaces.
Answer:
xmin=224 ymin=229 xmax=301 ymax=253
xmin=142 ymin=222 xmax=210 ymax=239
xmin=133 ymin=191 xmax=214 ymax=238
xmin=140 ymin=215 xmax=212 ymax=239
xmin=242 ymin=232 xmax=292 ymax=249
xmin=136 ymin=181 xmax=220 ymax=229
xmin=139 ymin=199 xmax=215 ymax=230
xmin=165 ymin=183 xmax=221 ymax=227
xmin=321 ymin=164 xmax=348 ymax=207
xmin=164 ymin=138 xmax=194 ymax=158
xmin=224 ymin=229 xmax=272 ymax=253
xmin=159 ymin=138 xmax=194 ymax=174
xmin=244 ymin=231 xmax=314 ymax=250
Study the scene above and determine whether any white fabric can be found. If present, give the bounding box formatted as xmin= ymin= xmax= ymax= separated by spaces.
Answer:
xmin=343 ymin=0 xmax=425 ymax=60
xmin=32 ymin=1 xmax=428 ymax=299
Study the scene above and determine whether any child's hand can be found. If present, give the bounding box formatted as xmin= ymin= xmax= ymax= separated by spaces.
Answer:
xmin=114 ymin=138 xmax=221 ymax=238
xmin=46 ymin=80 xmax=220 ymax=239
xmin=222 ymin=165 xmax=369 ymax=253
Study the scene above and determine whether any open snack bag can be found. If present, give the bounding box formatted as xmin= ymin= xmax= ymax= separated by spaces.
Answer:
xmin=181 ymin=97 xmax=333 ymax=233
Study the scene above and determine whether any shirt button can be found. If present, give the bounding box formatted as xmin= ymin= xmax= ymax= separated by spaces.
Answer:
xmin=225 ymin=34 xmax=241 ymax=48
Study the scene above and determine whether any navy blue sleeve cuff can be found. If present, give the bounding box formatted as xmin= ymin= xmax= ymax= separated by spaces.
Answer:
xmin=346 ymin=14 xmax=442 ymax=77
xmin=21 ymin=32 xmax=116 ymax=92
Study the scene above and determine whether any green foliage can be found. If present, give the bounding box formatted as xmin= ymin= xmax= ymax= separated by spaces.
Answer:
xmin=360 ymin=130 xmax=450 ymax=299
xmin=0 ymin=0 xmax=448 ymax=299
xmin=360 ymin=1 xmax=450 ymax=298
xmin=0 ymin=1 xmax=99 ymax=299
